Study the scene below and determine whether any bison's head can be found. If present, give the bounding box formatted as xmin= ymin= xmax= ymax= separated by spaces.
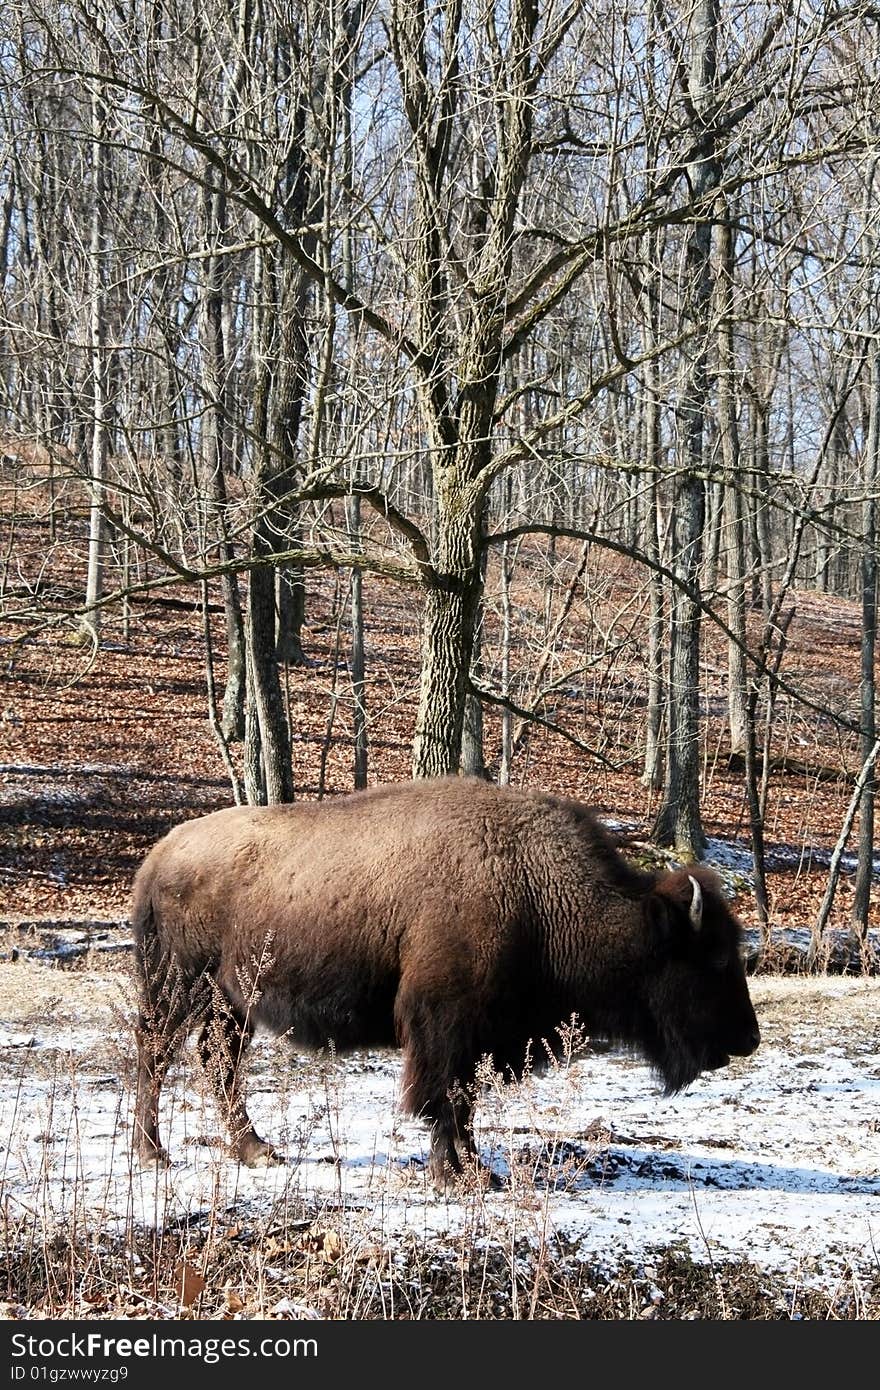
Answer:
xmin=638 ymin=868 xmax=760 ymax=1094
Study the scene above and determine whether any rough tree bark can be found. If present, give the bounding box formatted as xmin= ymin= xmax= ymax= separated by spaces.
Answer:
xmin=243 ymin=243 xmax=295 ymax=805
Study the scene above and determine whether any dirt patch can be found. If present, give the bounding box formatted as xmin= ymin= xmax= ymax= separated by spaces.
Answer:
xmin=0 ymin=959 xmax=130 ymax=1031
xmin=749 ymin=976 xmax=880 ymax=1050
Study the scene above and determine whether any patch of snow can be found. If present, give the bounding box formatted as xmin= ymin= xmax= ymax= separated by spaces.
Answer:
xmin=703 ymin=837 xmax=755 ymax=875
xmin=1 ymin=978 xmax=878 ymax=1292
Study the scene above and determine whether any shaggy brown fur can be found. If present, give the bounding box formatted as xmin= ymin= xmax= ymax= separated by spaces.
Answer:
xmin=131 ymin=777 xmax=760 ymax=1188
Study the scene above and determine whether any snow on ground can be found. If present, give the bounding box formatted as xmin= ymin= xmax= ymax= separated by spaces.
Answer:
xmin=0 ymin=968 xmax=878 ymax=1293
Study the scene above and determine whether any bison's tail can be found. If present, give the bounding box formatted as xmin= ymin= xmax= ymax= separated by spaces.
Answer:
xmin=130 ymin=875 xmax=193 ymax=1008
xmin=131 ymin=875 xmax=210 ymax=1062
xmin=130 ymin=878 xmax=168 ymax=1019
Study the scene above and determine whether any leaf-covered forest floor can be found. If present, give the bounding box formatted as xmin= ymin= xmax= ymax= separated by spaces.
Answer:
xmin=1 ymin=465 xmax=879 ymax=1319
xmin=1 ymin=466 xmax=878 ymax=949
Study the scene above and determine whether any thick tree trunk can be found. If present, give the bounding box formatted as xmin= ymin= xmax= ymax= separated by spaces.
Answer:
xmin=394 ymin=0 xmax=538 ymax=781
xmin=653 ymin=473 xmax=707 ymax=856
xmin=242 ymin=244 xmax=295 ymax=804
xmin=413 ymin=580 xmax=483 ymax=777
xmin=243 ymin=676 xmax=266 ymax=807
xmin=412 ymin=481 xmax=484 ymax=778
xmin=276 ymin=568 xmax=307 ymax=665
xmin=246 ymin=564 xmax=294 ymax=803
xmin=460 ymin=690 xmax=486 ymax=779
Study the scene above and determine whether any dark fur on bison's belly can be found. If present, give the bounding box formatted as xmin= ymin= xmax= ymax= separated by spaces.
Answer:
xmin=249 ymin=977 xmax=400 ymax=1052
xmin=249 ymin=976 xmax=581 ymax=1081
xmin=244 ymin=964 xmax=730 ymax=1093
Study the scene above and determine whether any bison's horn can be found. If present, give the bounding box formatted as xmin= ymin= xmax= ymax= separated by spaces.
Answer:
xmin=687 ymin=874 xmax=703 ymax=930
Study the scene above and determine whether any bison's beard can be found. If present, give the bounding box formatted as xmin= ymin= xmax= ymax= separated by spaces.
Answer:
xmin=657 ymin=1049 xmax=728 ymax=1096
xmin=640 ymin=1021 xmax=728 ymax=1096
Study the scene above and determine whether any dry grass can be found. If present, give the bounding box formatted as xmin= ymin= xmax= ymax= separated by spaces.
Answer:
xmin=748 ymin=975 xmax=880 ymax=1044
xmin=0 ymin=959 xmax=126 ymax=1022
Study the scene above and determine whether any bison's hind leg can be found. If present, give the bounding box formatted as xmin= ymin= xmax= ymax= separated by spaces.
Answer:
xmin=197 ymin=990 xmax=282 ymax=1167
xmin=133 ymin=949 xmax=193 ymax=1166
xmin=134 ymin=1011 xmax=173 ymax=1166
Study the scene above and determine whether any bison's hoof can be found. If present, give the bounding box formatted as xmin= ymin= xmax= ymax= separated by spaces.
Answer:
xmin=246 ymin=1149 xmax=284 ymax=1169
xmin=428 ymin=1155 xmax=503 ymax=1195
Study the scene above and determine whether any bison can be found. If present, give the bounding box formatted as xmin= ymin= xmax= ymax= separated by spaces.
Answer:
xmin=131 ymin=776 xmax=760 ymax=1188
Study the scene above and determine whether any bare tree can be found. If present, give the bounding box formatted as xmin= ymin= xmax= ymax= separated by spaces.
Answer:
xmin=82 ymin=53 xmax=111 ymax=646
xmin=652 ymin=0 xmax=719 ymax=858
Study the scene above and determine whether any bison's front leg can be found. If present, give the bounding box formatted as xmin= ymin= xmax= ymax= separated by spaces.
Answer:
xmin=427 ymin=1107 xmax=465 ymax=1192
xmin=196 ymin=999 xmax=281 ymax=1167
xmin=428 ymin=1095 xmax=501 ymax=1193
xmin=397 ymin=988 xmax=497 ymax=1192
